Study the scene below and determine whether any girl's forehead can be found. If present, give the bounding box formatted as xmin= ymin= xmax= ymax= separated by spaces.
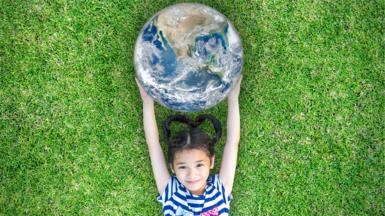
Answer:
xmin=174 ymin=149 xmax=211 ymax=163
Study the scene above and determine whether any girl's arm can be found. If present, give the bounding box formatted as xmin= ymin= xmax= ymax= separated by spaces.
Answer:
xmin=219 ymin=75 xmax=242 ymax=196
xmin=136 ymin=79 xmax=170 ymax=194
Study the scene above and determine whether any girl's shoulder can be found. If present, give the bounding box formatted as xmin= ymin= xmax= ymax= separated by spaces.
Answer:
xmin=156 ymin=175 xmax=180 ymax=202
xmin=210 ymin=174 xmax=233 ymax=203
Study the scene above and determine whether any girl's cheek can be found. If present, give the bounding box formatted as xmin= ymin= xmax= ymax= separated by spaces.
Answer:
xmin=179 ymin=170 xmax=187 ymax=176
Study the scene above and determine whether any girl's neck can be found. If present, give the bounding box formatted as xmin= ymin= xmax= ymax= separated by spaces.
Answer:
xmin=189 ymin=184 xmax=206 ymax=196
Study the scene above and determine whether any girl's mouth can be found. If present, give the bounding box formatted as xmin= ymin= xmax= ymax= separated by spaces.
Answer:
xmin=186 ymin=179 xmax=200 ymax=185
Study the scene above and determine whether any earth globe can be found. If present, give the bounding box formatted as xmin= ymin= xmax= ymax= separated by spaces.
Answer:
xmin=134 ymin=3 xmax=243 ymax=112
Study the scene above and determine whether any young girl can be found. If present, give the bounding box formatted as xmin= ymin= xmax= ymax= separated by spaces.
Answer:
xmin=136 ymin=76 xmax=242 ymax=216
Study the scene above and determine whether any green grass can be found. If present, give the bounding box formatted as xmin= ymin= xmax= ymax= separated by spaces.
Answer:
xmin=1 ymin=0 xmax=384 ymax=215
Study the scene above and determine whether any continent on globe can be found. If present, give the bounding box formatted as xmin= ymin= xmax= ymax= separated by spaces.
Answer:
xmin=134 ymin=3 xmax=243 ymax=112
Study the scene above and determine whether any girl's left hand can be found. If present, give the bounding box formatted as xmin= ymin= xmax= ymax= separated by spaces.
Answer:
xmin=135 ymin=78 xmax=154 ymax=105
xmin=228 ymin=75 xmax=243 ymax=101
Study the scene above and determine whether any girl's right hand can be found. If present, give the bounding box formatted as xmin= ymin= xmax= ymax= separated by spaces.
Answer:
xmin=228 ymin=75 xmax=243 ymax=102
xmin=135 ymin=78 xmax=154 ymax=105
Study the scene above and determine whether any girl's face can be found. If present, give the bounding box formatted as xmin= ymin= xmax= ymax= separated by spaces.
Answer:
xmin=172 ymin=148 xmax=214 ymax=195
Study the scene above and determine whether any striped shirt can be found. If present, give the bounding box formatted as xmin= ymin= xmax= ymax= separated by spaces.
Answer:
xmin=157 ymin=174 xmax=232 ymax=216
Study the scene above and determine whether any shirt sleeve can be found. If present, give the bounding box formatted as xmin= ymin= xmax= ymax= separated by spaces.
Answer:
xmin=156 ymin=176 xmax=179 ymax=204
xmin=213 ymin=174 xmax=233 ymax=204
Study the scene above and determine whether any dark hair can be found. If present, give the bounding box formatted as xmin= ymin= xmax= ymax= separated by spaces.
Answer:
xmin=162 ymin=114 xmax=222 ymax=165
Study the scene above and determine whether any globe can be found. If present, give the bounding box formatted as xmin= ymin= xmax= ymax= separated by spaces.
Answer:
xmin=134 ymin=3 xmax=243 ymax=112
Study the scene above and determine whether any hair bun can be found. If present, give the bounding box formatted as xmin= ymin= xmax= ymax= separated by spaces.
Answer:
xmin=162 ymin=114 xmax=222 ymax=146
xmin=194 ymin=114 xmax=222 ymax=145
xmin=162 ymin=115 xmax=192 ymax=144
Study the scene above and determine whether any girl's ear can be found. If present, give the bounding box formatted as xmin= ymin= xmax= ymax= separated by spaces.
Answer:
xmin=210 ymin=156 xmax=215 ymax=169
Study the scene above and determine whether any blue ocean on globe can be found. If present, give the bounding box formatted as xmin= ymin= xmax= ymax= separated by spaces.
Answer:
xmin=134 ymin=3 xmax=243 ymax=112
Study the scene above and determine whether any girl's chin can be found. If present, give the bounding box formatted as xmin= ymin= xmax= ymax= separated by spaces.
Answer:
xmin=187 ymin=184 xmax=206 ymax=195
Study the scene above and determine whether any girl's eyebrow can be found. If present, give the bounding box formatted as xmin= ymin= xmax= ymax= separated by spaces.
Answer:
xmin=176 ymin=160 xmax=204 ymax=165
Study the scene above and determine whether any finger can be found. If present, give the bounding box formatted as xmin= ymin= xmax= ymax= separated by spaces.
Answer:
xmin=234 ymin=75 xmax=243 ymax=88
xmin=238 ymin=74 xmax=243 ymax=85
xmin=135 ymin=78 xmax=140 ymax=87
xmin=135 ymin=78 xmax=145 ymax=92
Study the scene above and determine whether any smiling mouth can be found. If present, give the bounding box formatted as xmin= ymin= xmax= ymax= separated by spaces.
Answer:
xmin=186 ymin=179 xmax=200 ymax=185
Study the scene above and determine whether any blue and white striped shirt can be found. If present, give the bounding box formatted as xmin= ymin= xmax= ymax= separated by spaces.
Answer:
xmin=157 ymin=174 xmax=232 ymax=216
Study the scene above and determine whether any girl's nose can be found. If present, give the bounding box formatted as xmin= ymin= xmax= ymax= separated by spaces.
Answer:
xmin=188 ymin=168 xmax=197 ymax=177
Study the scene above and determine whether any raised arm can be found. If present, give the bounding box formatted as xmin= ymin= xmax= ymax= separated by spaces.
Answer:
xmin=136 ymin=79 xmax=170 ymax=194
xmin=219 ymin=75 xmax=242 ymax=196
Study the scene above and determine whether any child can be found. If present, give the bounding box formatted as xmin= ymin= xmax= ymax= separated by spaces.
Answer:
xmin=136 ymin=76 xmax=242 ymax=216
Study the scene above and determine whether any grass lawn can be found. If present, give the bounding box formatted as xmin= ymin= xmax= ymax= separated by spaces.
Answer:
xmin=1 ymin=0 xmax=384 ymax=215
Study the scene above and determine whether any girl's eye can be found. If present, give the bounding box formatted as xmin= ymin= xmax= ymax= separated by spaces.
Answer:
xmin=197 ymin=164 xmax=204 ymax=168
xmin=178 ymin=166 xmax=186 ymax=169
